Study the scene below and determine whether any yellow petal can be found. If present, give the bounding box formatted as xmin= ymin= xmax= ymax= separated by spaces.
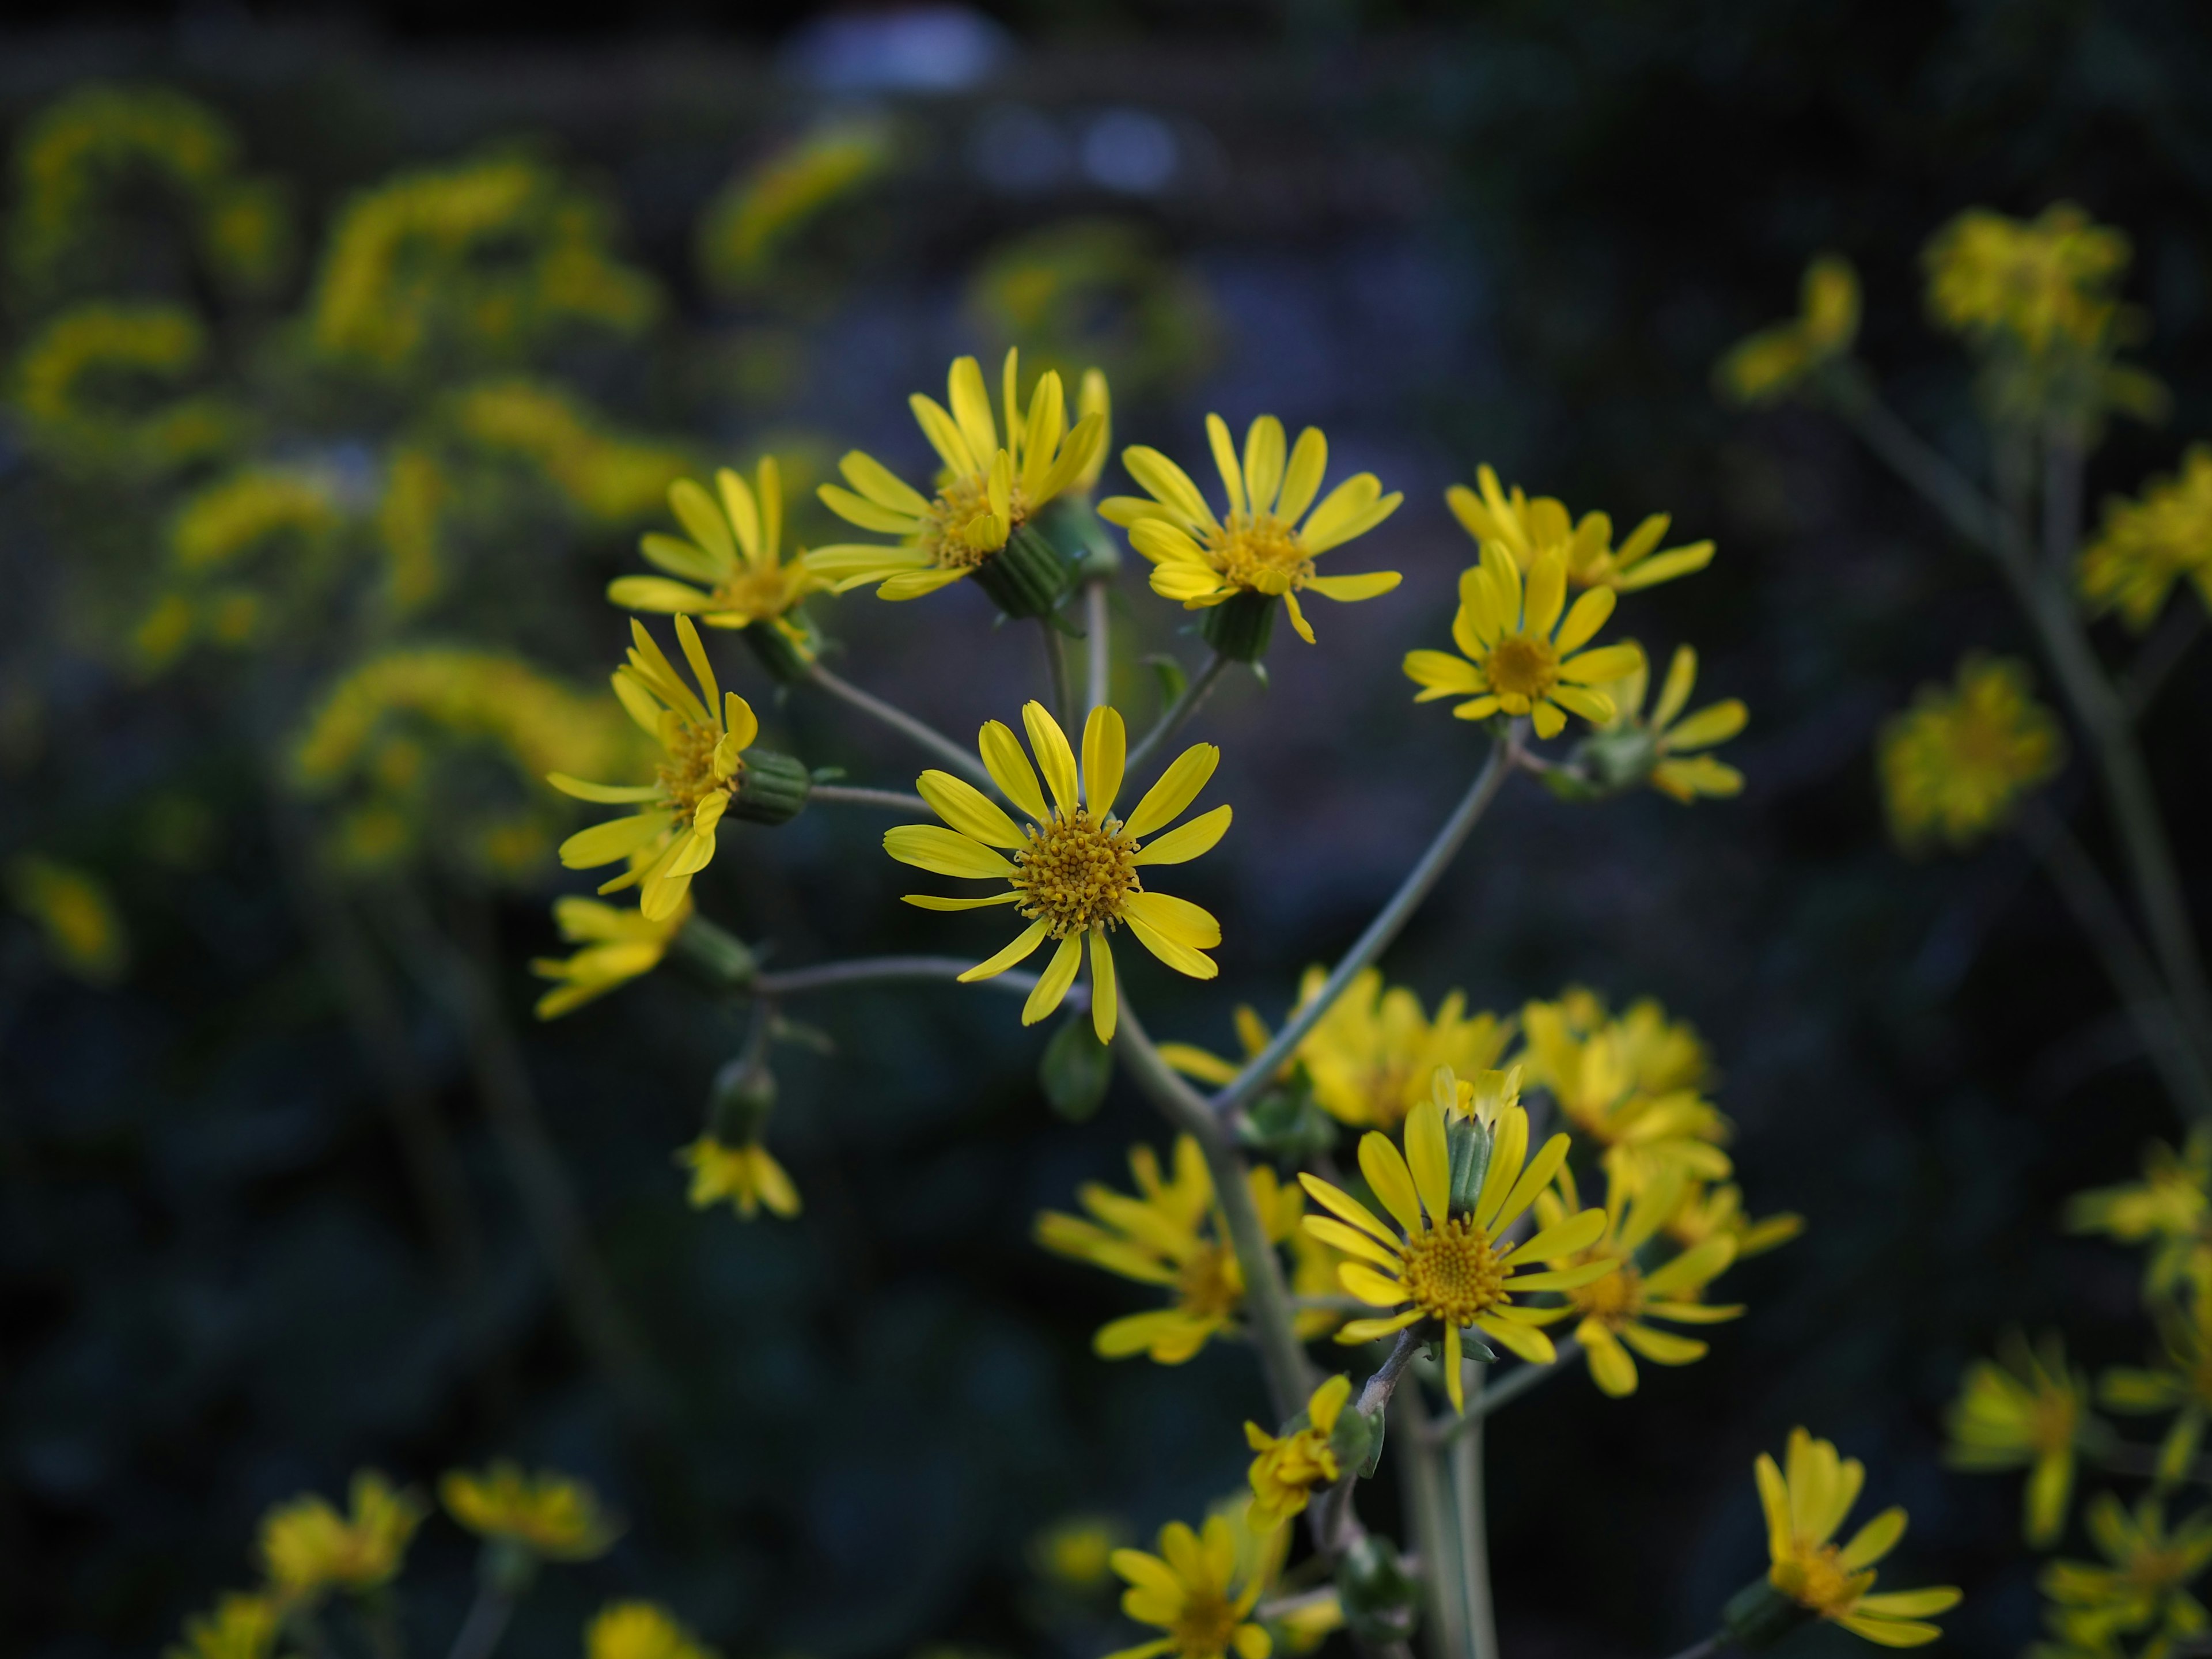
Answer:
xmin=1090 ymin=929 xmax=1119 ymax=1043
xmin=959 ymin=919 xmax=1051 ymax=982
xmin=918 ymin=770 xmax=1023 ymax=847
xmin=1131 ymin=804 xmax=1232 ymax=866
xmin=1124 ymin=744 xmax=1219 ymax=839
xmin=1403 ymin=1097 xmax=1450 ymax=1224
xmin=559 ymin=812 xmax=673 ymax=868
xmin=1358 ymin=1131 xmax=1424 ymax=1237
xmin=979 ymin=720 xmax=1050 ymax=821
xmin=1123 ymin=914 xmax=1217 ymax=979
xmin=1024 ymin=700 xmax=1081 ymax=816
xmin=948 ymin=355 xmax=998 ymax=465
xmin=1084 ymin=704 xmax=1126 ymax=817
xmin=1243 ymin=415 xmax=1286 ymax=514
xmin=1025 ymin=933 xmax=1084 ymax=1024
xmin=883 ymin=824 xmax=1017 ymax=879
xmin=1206 ymin=413 xmax=1248 ymax=519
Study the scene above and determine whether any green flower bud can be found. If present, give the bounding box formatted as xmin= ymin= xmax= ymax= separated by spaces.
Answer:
xmin=971 ymin=522 xmax=1077 ymax=619
xmin=667 ymin=915 xmax=757 ymax=991
xmin=1200 ymin=589 xmax=1276 ymax=662
xmin=1040 ymin=1012 xmax=1113 ymax=1122
xmin=1446 ymin=1118 xmax=1490 ymax=1218
xmin=730 ymin=749 xmax=812 ymax=824
xmin=709 ymin=1056 xmax=776 ymax=1145
xmin=1722 ymin=1577 xmax=1813 ymax=1652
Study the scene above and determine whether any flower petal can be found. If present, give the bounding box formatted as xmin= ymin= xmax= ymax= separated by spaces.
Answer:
xmin=959 ymin=919 xmax=1051 ymax=982
xmin=1124 ymin=744 xmax=1219 ymax=839
xmin=979 ymin=720 xmax=1050 ymax=821
xmin=1090 ymin=929 xmax=1118 ymax=1043
xmin=1084 ymin=704 xmax=1126 ymax=817
xmin=1025 ymin=933 xmax=1084 ymax=1024
xmin=1122 ymin=891 xmax=1222 ymax=949
xmin=1024 ymin=701 xmax=1081 ymax=816
xmin=918 ymin=770 xmax=1024 ymax=847
xmin=1358 ymin=1132 xmax=1424 ymax=1238
xmin=1131 ymin=804 xmax=1231 ymax=866
xmin=884 ymin=824 xmax=1018 ymax=878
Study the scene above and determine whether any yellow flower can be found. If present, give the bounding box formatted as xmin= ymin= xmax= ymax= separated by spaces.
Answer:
xmin=1403 ymin=543 xmax=1643 ymax=740
xmin=2080 ymin=445 xmax=2212 ymax=633
xmin=1298 ymin=1090 xmax=1615 ymax=1411
xmin=1533 ymin=1166 xmax=1741 ymax=1398
xmin=1590 ymin=643 xmax=1748 ymax=802
xmin=680 ymin=1134 xmax=800 ymax=1221
xmin=1879 ymin=653 xmax=2066 ymax=851
xmin=2069 ymin=1128 xmax=2212 ymax=1298
xmin=1715 ymin=255 xmax=1861 ymax=405
xmin=1925 ymin=203 xmax=2130 ymax=358
xmin=1947 ymin=1331 xmax=2097 ymax=1547
xmin=1755 ymin=1428 xmax=1962 ymax=1646
xmin=7 ymin=855 xmax=129 ymax=985
xmin=1665 ymin=1181 xmax=1804 ymax=1260
xmin=2040 ymin=1495 xmax=2212 ymax=1657
xmin=531 ymin=894 xmax=689 ymax=1018
xmin=1107 ymin=1515 xmax=1272 ymax=1659
xmin=806 ymin=349 xmax=1103 ymax=604
xmin=440 ymin=1461 xmax=621 ymax=1560
xmin=1099 ymin=414 xmax=1402 ymax=649
xmin=1032 ymin=1513 xmax=1127 ymax=1592
xmin=1517 ymin=996 xmax=1733 ymax=1187
xmin=584 ymin=1602 xmax=718 ymax=1659
xmin=1445 ymin=464 xmax=1715 ymax=591
xmin=611 ymin=461 xmax=820 ymax=652
xmin=258 ymin=1471 xmax=425 ymax=1605
xmin=2102 ymin=1283 xmax=2212 ymax=1487
xmin=550 ymin=618 xmax=780 ymax=921
xmin=887 ymin=702 xmax=1228 ymax=1044
xmin=166 ymin=1594 xmax=278 ymax=1659
xmin=1244 ymin=1373 xmax=1353 ymax=1529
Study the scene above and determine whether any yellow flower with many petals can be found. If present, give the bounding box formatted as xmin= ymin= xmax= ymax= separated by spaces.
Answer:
xmin=1107 ymin=1515 xmax=1272 ymax=1659
xmin=1446 ymin=464 xmax=1715 ymax=592
xmin=1665 ymin=1180 xmax=1804 ymax=1260
xmin=585 ymin=1602 xmax=718 ymax=1659
xmin=1925 ymin=204 xmax=2130 ymax=358
xmin=2039 ymin=1495 xmax=2212 ymax=1659
xmin=1099 ymin=414 xmax=1402 ymax=652
xmin=440 ymin=1461 xmax=621 ymax=1560
xmin=2080 ymin=445 xmax=2212 ymax=633
xmin=258 ymin=1471 xmax=425 ymax=1606
xmin=1534 ymin=1165 xmax=1741 ymax=1398
xmin=680 ymin=1134 xmax=799 ymax=1221
xmin=1879 ymin=654 xmax=2065 ymax=852
xmin=807 ymin=350 xmax=1103 ymax=608
xmin=1591 ymin=643 xmax=1748 ymax=803
xmin=531 ymin=893 xmax=689 ymax=1018
xmin=1715 ymin=255 xmax=1861 ymax=406
xmin=611 ymin=461 xmax=819 ymax=654
xmin=1404 ymin=544 xmax=1643 ymax=740
xmin=887 ymin=702 xmax=1228 ymax=1044
xmin=551 ymin=618 xmax=787 ymax=921
xmin=1946 ymin=1332 xmax=2097 ymax=1547
xmin=1244 ymin=1373 xmax=1353 ymax=1529
xmin=2069 ymin=1128 xmax=2212 ymax=1297
xmin=1752 ymin=1428 xmax=1961 ymax=1647
xmin=166 ymin=1594 xmax=278 ymax=1659
xmin=1298 ymin=1092 xmax=1615 ymax=1411
xmin=1517 ymin=997 xmax=1733 ymax=1188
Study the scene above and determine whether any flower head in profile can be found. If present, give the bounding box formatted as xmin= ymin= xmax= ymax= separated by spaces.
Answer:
xmin=2100 ymin=1283 xmax=2212 ymax=1488
xmin=2080 ymin=445 xmax=2212 ymax=633
xmin=1101 ymin=414 xmax=1402 ymax=646
xmin=166 ymin=1594 xmax=278 ymax=1659
xmin=1754 ymin=1428 xmax=1961 ymax=1646
xmin=1535 ymin=1165 xmax=1741 ymax=1398
xmin=1879 ymin=654 xmax=2065 ymax=852
xmin=1946 ymin=1332 xmax=2099 ymax=1547
xmin=1590 ymin=643 xmax=1748 ymax=803
xmin=1517 ymin=996 xmax=1733 ymax=1189
xmin=2039 ymin=1495 xmax=2212 ymax=1659
xmin=1715 ymin=255 xmax=1861 ymax=406
xmin=1665 ymin=1181 xmax=1804 ymax=1261
xmin=807 ymin=349 xmax=1103 ymax=601
xmin=1299 ymin=1089 xmax=1615 ymax=1411
xmin=2069 ymin=1128 xmax=2212 ymax=1299
xmin=611 ymin=461 xmax=817 ymax=646
xmin=679 ymin=1134 xmax=799 ymax=1221
xmin=258 ymin=1471 xmax=425 ymax=1607
xmin=1245 ymin=1373 xmax=1354 ymax=1530
xmin=1446 ymin=465 xmax=1715 ymax=592
xmin=1107 ymin=1514 xmax=1272 ymax=1659
xmin=440 ymin=1461 xmax=622 ymax=1561
xmin=887 ymin=702 xmax=1229 ymax=1043
xmin=585 ymin=1602 xmax=718 ymax=1659
xmin=531 ymin=893 xmax=688 ymax=1018
xmin=1404 ymin=544 xmax=1642 ymax=740
xmin=550 ymin=618 xmax=772 ymax=920
xmin=1925 ymin=204 xmax=2130 ymax=358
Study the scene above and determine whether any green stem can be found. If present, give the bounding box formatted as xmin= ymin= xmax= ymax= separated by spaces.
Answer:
xmin=1452 ymin=1361 xmax=1498 ymax=1659
xmin=1392 ymin=1385 xmax=1469 ymax=1659
xmin=1085 ymin=579 xmax=1112 ymax=718
xmin=752 ymin=955 xmax=1071 ymax=1004
xmin=1661 ymin=1637 xmax=1725 ymax=1659
xmin=1040 ymin=616 xmax=1074 ymax=730
xmin=804 ymin=663 xmax=999 ymax=795
xmin=2122 ymin=604 xmax=2206 ymax=718
xmin=805 ymin=785 xmax=929 ymax=812
xmin=444 ymin=1584 xmax=514 ymax=1659
xmin=1124 ymin=651 xmax=1232 ymax=778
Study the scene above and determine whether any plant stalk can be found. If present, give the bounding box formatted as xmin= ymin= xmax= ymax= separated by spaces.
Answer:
xmin=805 ymin=663 xmax=998 ymax=794
xmin=1125 ymin=651 xmax=1233 ymax=778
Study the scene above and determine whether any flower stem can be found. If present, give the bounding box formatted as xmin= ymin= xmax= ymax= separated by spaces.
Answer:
xmin=804 ymin=663 xmax=998 ymax=794
xmin=1660 ymin=1636 xmax=1725 ymax=1659
xmin=2122 ymin=604 xmax=2206 ymax=718
xmin=806 ymin=784 xmax=929 ymax=812
xmin=752 ymin=955 xmax=1074 ymax=1006
xmin=444 ymin=1583 xmax=514 ymax=1659
xmin=1085 ymin=578 xmax=1112 ymax=718
xmin=1392 ymin=1387 xmax=1469 ymax=1659
xmin=1124 ymin=650 xmax=1233 ymax=778
xmin=1040 ymin=616 xmax=1074 ymax=730
xmin=1427 ymin=1339 xmax=1580 ymax=1444
xmin=1452 ymin=1362 xmax=1499 ymax=1659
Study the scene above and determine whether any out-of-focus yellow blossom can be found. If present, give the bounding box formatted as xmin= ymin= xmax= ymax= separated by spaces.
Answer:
xmin=1446 ymin=464 xmax=1715 ymax=592
xmin=1071 ymin=369 xmax=1113 ymax=493
xmin=612 ymin=461 xmax=819 ymax=650
xmin=13 ymin=302 xmax=239 ymax=476
xmin=1031 ymin=1514 xmax=1127 ymax=1592
xmin=809 ymin=350 xmax=1104 ymax=603
xmin=551 ymin=618 xmax=773 ymax=922
xmin=1100 ymin=414 xmax=1401 ymax=646
xmin=1925 ymin=204 xmax=2130 ymax=358
xmin=584 ymin=1602 xmax=718 ymax=1659
xmin=1244 ymin=1373 xmax=1352 ymax=1529
xmin=1517 ymin=996 xmax=1733 ymax=1187
xmin=1755 ymin=1429 xmax=1961 ymax=1647
xmin=1715 ymin=255 xmax=1861 ymax=405
xmin=378 ymin=446 xmax=445 ymax=613
xmin=1879 ymin=654 xmax=2065 ymax=851
xmin=1946 ymin=1331 xmax=2097 ymax=1547
xmin=679 ymin=1135 xmax=799 ymax=1221
xmin=2080 ymin=446 xmax=2212 ymax=633
xmin=1590 ymin=643 xmax=1748 ymax=802
xmin=2039 ymin=1495 xmax=2212 ymax=1659
xmin=8 ymin=855 xmax=129 ymax=986
xmin=1535 ymin=1165 xmax=1740 ymax=1397
xmin=452 ymin=381 xmax=690 ymax=524
xmin=2070 ymin=1128 xmax=2212 ymax=1298
xmin=257 ymin=1471 xmax=425 ymax=1606
xmin=1404 ymin=544 xmax=1642 ymax=740
xmin=696 ymin=118 xmax=895 ymax=291
xmin=1666 ymin=1181 xmax=1804 ymax=1260
xmin=1299 ymin=1093 xmax=1613 ymax=1411
xmin=2102 ymin=1284 xmax=2212 ymax=1484
xmin=164 ymin=1593 xmax=278 ymax=1659
xmin=532 ymin=895 xmax=689 ymax=1019
xmin=440 ymin=1461 xmax=621 ymax=1560
xmin=1105 ymin=1514 xmax=1272 ymax=1659
xmin=887 ymin=702 xmax=1227 ymax=1044
xmin=170 ymin=468 xmax=342 ymax=575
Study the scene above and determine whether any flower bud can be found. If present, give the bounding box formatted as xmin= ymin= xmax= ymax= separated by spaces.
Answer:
xmin=1446 ymin=1117 xmax=1490 ymax=1219
xmin=709 ymin=1056 xmax=776 ymax=1146
xmin=1236 ymin=1072 xmax=1338 ymax=1163
xmin=1330 ymin=1400 xmax=1385 ymax=1480
xmin=1200 ymin=589 xmax=1276 ymax=662
xmin=971 ymin=522 xmax=1077 ymax=619
xmin=730 ymin=749 xmax=812 ymax=824
xmin=1040 ymin=1012 xmax=1113 ymax=1122
xmin=666 ymin=915 xmax=757 ymax=991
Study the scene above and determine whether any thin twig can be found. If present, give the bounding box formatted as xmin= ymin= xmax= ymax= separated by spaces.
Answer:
xmin=1660 ymin=1635 xmax=1724 ymax=1659
xmin=1040 ymin=617 xmax=1074 ymax=731
xmin=805 ymin=662 xmax=997 ymax=793
xmin=1124 ymin=651 xmax=1232 ymax=778
xmin=1454 ymin=1357 xmax=1499 ymax=1659
xmin=806 ymin=784 xmax=929 ymax=813
xmin=2122 ymin=604 xmax=2207 ymax=718
xmin=1392 ymin=1385 xmax=1468 ymax=1659
xmin=752 ymin=954 xmax=1081 ymax=1009
xmin=1085 ymin=579 xmax=1112 ymax=718
xmin=1429 ymin=1340 xmax=1580 ymax=1443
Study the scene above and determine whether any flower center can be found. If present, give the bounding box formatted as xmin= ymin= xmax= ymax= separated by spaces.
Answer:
xmin=1486 ymin=633 xmax=1560 ymax=700
xmin=1399 ymin=1215 xmax=1505 ymax=1328
xmin=2027 ymin=1387 xmax=2077 ymax=1453
xmin=1013 ymin=809 xmax=1139 ymax=937
xmin=1209 ymin=512 xmax=1312 ymax=595
xmin=1171 ymin=1589 xmax=1243 ymax=1659
xmin=711 ymin=564 xmax=798 ymax=622
xmin=925 ymin=472 xmax=1031 ymax=569
xmin=657 ymin=722 xmax=737 ymax=815
xmin=1176 ymin=1240 xmax=1244 ymax=1320
xmin=1780 ymin=1544 xmax=1873 ymax=1616
xmin=1571 ymin=1257 xmax=1643 ymax=1325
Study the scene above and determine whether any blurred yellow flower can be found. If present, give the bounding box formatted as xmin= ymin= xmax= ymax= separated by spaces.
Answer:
xmin=1592 ymin=643 xmax=1748 ymax=802
xmin=2101 ymin=1283 xmax=2212 ymax=1484
xmin=2069 ymin=1127 xmax=2212 ymax=1298
xmin=1925 ymin=203 xmax=2128 ymax=357
xmin=1106 ymin=1515 xmax=1272 ymax=1659
xmin=258 ymin=1471 xmax=425 ymax=1605
xmin=1517 ymin=995 xmax=1733 ymax=1187
xmin=2039 ymin=1495 xmax=2212 ymax=1658
xmin=7 ymin=855 xmax=129 ymax=986
xmin=1100 ymin=414 xmax=1401 ymax=652
xmin=696 ymin=117 xmax=895 ymax=291
xmin=1404 ymin=544 xmax=1642 ymax=740
xmin=1665 ymin=1181 xmax=1803 ymax=1260
xmin=1754 ymin=1428 xmax=1960 ymax=1646
xmin=1879 ymin=654 xmax=2065 ymax=851
xmin=1244 ymin=1373 xmax=1351 ymax=1529
xmin=1446 ymin=464 xmax=1715 ymax=591
xmin=1946 ymin=1331 xmax=2096 ymax=1547
xmin=612 ymin=461 xmax=820 ymax=660
xmin=532 ymin=895 xmax=689 ymax=1019
xmin=2080 ymin=445 xmax=2212 ymax=632
xmin=165 ymin=1593 xmax=278 ymax=1659
xmin=585 ymin=1602 xmax=718 ymax=1659
xmin=1031 ymin=1513 xmax=1127 ymax=1592
xmin=680 ymin=1135 xmax=799 ymax=1221
xmin=887 ymin=702 xmax=1228 ymax=1044
xmin=1715 ymin=255 xmax=1861 ymax=405
xmin=450 ymin=380 xmax=690 ymax=524
xmin=440 ymin=1461 xmax=621 ymax=1560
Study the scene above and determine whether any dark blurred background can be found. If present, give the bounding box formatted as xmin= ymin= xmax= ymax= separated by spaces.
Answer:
xmin=5 ymin=2 xmax=2212 ymax=1656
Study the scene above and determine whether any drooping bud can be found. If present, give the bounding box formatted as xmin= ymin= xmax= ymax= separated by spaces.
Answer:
xmin=709 ymin=1055 xmax=777 ymax=1146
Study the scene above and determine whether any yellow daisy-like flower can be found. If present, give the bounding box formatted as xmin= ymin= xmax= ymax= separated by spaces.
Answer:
xmin=1665 ymin=1180 xmax=1804 ymax=1261
xmin=166 ymin=1594 xmax=278 ymax=1659
xmin=1591 ymin=642 xmax=1748 ymax=802
xmin=806 ymin=349 xmax=1104 ymax=609
xmin=585 ymin=1602 xmax=718 ymax=1659
xmin=610 ymin=460 xmax=819 ymax=662
xmin=1099 ymin=413 xmax=1402 ymax=652
xmin=2080 ymin=445 xmax=2212 ymax=633
xmin=2040 ymin=1495 xmax=2212 ymax=1657
xmin=1244 ymin=1373 xmax=1353 ymax=1530
xmin=1106 ymin=1515 xmax=1272 ymax=1659
xmin=1533 ymin=1165 xmax=1741 ymax=1399
xmin=1445 ymin=464 xmax=1716 ymax=592
xmin=680 ymin=1134 xmax=799 ymax=1221
xmin=1403 ymin=544 xmax=1643 ymax=740
xmin=1517 ymin=997 xmax=1733 ymax=1187
xmin=1297 ymin=1091 xmax=1615 ymax=1412
xmin=1925 ymin=203 xmax=2130 ymax=358
xmin=257 ymin=1471 xmax=426 ymax=1606
xmin=2069 ymin=1128 xmax=2212 ymax=1298
xmin=1755 ymin=1428 xmax=1962 ymax=1647
xmin=887 ymin=700 xmax=1229 ymax=1044
xmin=1878 ymin=653 xmax=2066 ymax=852
xmin=1948 ymin=1332 xmax=2097 ymax=1548
xmin=550 ymin=618 xmax=787 ymax=921
xmin=531 ymin=893 xmax=689 ymax=1019
xmin=1715 ymin=255 xmax=1861 ymax=406
xmin=440 ymin=1461 xmax=622 ymax=1560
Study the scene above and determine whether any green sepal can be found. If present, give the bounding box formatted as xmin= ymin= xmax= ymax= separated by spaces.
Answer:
xmin=740 ymin=615 xmax=817 ymax=684
xmin=1236 ymin=1070 xmax=1339 ymax=1164
xmin=1040 ymin=1013 xmax=1114 ymax=1121
xmin=731 ymin=749 xmax=811 ymax=824
xmin=1446 ymin=1118 xmax=1491 ymax=1218
xmin=1200 ymin=589 xmax=1275 ymax=662
xmin=1336 ymin=1534 xmax=1420 ymax=1645
xmin=667 ymin=915 xmax=757 ymax=991
xmin=1330 ymin=1399 xmax=1385 ymax=1480
xmin=1722 ymin=1577 xmax=1812 ymax=1652
xmin=971 ymin=522 xmax=1076 ymax=619
xmin=709 ymin=1056 xmax=776 ymax=1144
xmin=1143 ymin=653 xmax=1188 ymax=705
